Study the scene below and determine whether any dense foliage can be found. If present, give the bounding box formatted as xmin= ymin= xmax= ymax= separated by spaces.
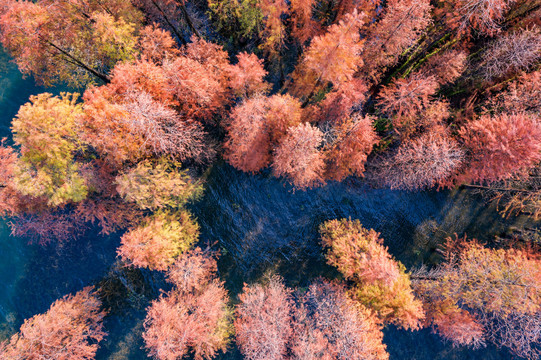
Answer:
xmin=0 ymin=0 xmax=540 ymax=358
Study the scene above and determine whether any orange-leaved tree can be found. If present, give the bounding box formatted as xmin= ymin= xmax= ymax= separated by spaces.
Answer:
xmin=0 ymin=287 xmax=106 ymax=360
xmin=323 ymin=114 xmax=379 ymax=181
xmin=143 ymin=249 xmax=232 ymax=360
xmin=118 ymin=210 xmax=200 ymax=271
xmin=290 ymin=10 xmax=365 ymax=101
xmin=320 ymin=218 xmax=425 ymax=330
xmin=0 ymin=0 xmax=142 ymax=86
xmin=413 ymin=237 xmax=541 ymax=358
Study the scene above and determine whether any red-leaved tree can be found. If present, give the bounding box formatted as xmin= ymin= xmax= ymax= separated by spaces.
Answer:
xmin=235 ymin=276 xmax=294 ymax=360
xmin=378 ymin=74 xmax=439 ymax=137
xmin=360 ymin=0 xmax=432 ymax=82
xmin=324 ymin=114 xmax=379 ymax=181
xmin=291 ymin=280 xmax=389 ymax=360
xmin=482 ymin=27 xmax=541 ymax=81
xmin=272 ymin=123 xmax=325 ymax=189
xmin=458 ymin=112 xmax=541 ymax=184
xmin=143 ymin=249 xmax=232 ymax=360
xmin=0 ymin=287 xmax=106 ymax=360
xmin=224 ymin=94 xmax=303 ymax=173
xmin=447 ymin=0 xmax=517 ymax=36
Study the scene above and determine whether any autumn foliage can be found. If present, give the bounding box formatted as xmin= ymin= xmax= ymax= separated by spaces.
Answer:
xmin=458 ymin=112 xmax=541 ymax=184
xmin=235 ymin=276 xmax=294 ymax=360
xmin=118 ymin=210 xmax=200 ymax=271
xmin=224 ymin=94 xmax=302 ymax=173
xmin=115 ymin=158 xmax=203 ymax=210
xmin=320 ymin=219 xmax=425 ymax=330
xmin=272 ymin=123 xmax=326 ymax=189
xmin=378 ymin=74 xmax=440 ymax=137
xmin=376 ymin=133 xmax=465 ymax=190
xmin=324 ymin=114 xmax=379 ymax=181
xmin=0 ymin=0 xmax=142 ymax=86
xmin=290 ymin=10 xmax=365 ymax=99
xmin=292 ymin=281 xmax=388 ymax=360
xmin=235 ymin=276 xmax=390 ymax=360
xmin=11 ymin=93 xmax=87 ymax=206
xmin=1 ymin=0 xmax=541 ymax=358
xmin=482 ymin=27 xmax=541 ymax=81
xmin=0 ymin=287 xmax=106 ymax=360
xmin=447 ymin=0 xmax=518 ymax=36
xmin=143 ymin=249 xmax=232 ymax=360
xmin=360 ymin=0 xmax=432 ymax=82
xmin=413 ymin=238 xmax=541 ymax=358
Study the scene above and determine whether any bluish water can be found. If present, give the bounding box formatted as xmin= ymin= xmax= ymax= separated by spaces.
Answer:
xmin=0 ymin=48 xmax=529 ymax=359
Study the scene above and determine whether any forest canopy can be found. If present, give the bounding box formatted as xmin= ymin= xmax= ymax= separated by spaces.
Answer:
xmin=0 ymin=0 xmax=540 ymax=359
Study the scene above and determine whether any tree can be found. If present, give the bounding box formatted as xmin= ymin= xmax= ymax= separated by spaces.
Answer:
xmin=310 ymin=78 xmax=367 ymax=124
xmin=490 ymin=70 xmax=540 ymax=115
xmin=118 ymin=210 xmax=200 ymax=271
xmin=324 ymin=114 xmax=379 ymax=181
xmin=134 ymin=0 xmax=202 ymax=42
xmin=290 ymin=10 xmax=365 ymax=100
xmin=105 ymin=58 xmax=173 ymax=105
xmin=81 ymin=85 xmax=209 ymax=165
xmin=74 ymin=159 xmax=144 ymax=235
xmin=482 ymin=27 xmax=541 ymax=81
xmin=0 ymin=143 xmax=34 ymax=218
xmin=427 ymin=300 xmax=486 ymax=348
xmin=224 ymin=94 xmax=303 ymax=173
xmin=9 ymin=210 xmax=84 ymax=244
xmin=224 ymin=96 xmax=273 ymax=173
xmin=360 ymin=0 xmax=432 ymax=82
xmin=0 ymin=287 xmax=106 ymax=360
xmin=377 ymin=74 xmax=439 ymax=137
xmin=320 ymin=219 xmax=425 ymax=330
xmin=458 ymin=112 xmax=541 ymax=184
xmin=228 ymin=52 xmax=270 ymax=98
xmin=11 ymin=93 xmax=88 ymax=206
xmin=447 ymin=0 xmax=517 ymax=36
xmin=115 ymin=158 xmax=203 ymax=210
xmin=162 ymin=54 xmax=230 ymax=123
xmin=207 ymin=0 xmax=263 ymax=44
xmin=413 ymin=238 xmax=541 ymax=358
xmin=272 ymin=123 xmax=325 ymax=189
xmin=75 ymin=197 xmax=143 ymax=236
xmin=419 ymin=50 xmax=468 ymax=86
xmin=0 ymin=0 xmax=142 ymax=86
xmin=235 ymin=276 xmax=294 ymax=360
xmin=137 ymin=24 xmax=181 ymax=63
xmin=144 ymin=249 xmax=232 ymax=360
xmin=376 ymin=132 xmax=465 ymax=190
xmin=264 ymin=94 xmax=304 ymax=143
xmin=259 ymin=0 xmax=288 ymax=58
xmin=289 ymin=0 xmax=321 ymax=44
xmin=166 ymin=247 xmax=218 ymax=293
xmin=291 ymin=280 xmax=389 ymax=360
xmin=122 ymin=91 xmax=209 ymax=161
